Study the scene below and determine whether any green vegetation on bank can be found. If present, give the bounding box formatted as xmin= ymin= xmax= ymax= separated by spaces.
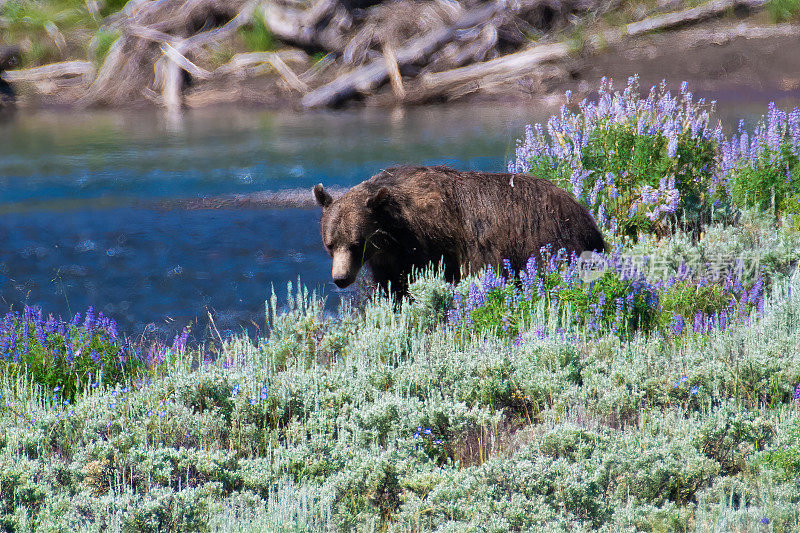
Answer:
xmin=0 ymin=0 xmax=275 ymax=68
xmin=767 ymin=0 xmax=800 ymax=22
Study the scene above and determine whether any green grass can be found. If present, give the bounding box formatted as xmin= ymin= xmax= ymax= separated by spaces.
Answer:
xmin=237 ymin=11 xmax=275 ymax=53
xmin=768 ymin=0 xmax=800 ymax=22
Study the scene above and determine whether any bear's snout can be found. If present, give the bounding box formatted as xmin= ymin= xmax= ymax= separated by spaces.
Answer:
xmin=331 ymin=251 xmax=359 ymax=288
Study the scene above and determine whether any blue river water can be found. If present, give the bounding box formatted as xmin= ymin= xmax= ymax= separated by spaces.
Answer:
xmin=1 ymin=96 xmax=798 ymax=339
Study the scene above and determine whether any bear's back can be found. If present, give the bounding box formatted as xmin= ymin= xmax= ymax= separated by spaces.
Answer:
xmin=366 ymin=165 xmax=604 ymax=272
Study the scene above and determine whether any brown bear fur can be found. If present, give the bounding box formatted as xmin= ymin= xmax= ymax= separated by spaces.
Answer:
xmin=313 ymin=165 xmax=605 ymax=296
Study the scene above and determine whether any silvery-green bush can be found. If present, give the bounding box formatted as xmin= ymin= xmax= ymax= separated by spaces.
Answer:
xmin=1 ymin=252 xmax=799 ymax=531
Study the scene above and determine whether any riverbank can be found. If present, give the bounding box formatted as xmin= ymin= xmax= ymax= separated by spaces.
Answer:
xmin=2 ymin=0 xmax=799 ymax=112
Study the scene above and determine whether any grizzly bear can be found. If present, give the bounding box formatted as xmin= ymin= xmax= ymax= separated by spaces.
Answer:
xmin=313 ymin=165 xmax=604 ymax=296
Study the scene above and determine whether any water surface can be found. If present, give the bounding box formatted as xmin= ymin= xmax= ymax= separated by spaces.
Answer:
xmin=0 ymin=103 xmax=553 ymax=337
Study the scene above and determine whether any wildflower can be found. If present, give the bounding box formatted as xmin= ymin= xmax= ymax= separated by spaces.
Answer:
xmin=680 ymin=376 xmax=688 ymax=384
xmin=232 ymin=384 xmax=240 ymax=397
xmin=250 ymin=398 xmax=257 ymax=406
xmin=146 ymin=410 xmax=154 ymax=416
xmin=671 ymin=314 xmax=684 ymax=336
xmin=83 ymin=307 xmax=95 ymax=330
xmin=691 ymin=386 xmax=699 ymax=395
xmin=424 ymin=428 xmax=432 ymax=435
xmin=760 ymin=517 xmax=770 ymax=525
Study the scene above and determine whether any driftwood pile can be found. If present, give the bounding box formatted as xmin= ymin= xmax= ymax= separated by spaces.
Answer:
xmin=0 ymin=0 xmax=772 ymax=110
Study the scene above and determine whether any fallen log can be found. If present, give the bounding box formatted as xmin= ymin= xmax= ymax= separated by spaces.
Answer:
xmin=83 ymin=0 xmax=255 ymax=108
xmin=211 ymin=50 xmax=309 ymax=91
xmin=261 ymin=1 xmax=348 ymax=52
xmin=301 ymin=1 xmax=504 ymax=108
xmin=625 ymin=0 xmax=767 ymax=36
xmin=2 ymin=61 xmax=95 ymax=83
xmin=162 ymin=43 xmax=211 ymax=79
xmin=264 ymin=52 xmax=309 ymax=92
xmin=382 ymin=41 xmax=405 ymax=99
xmin=159 ymin=55 xmax=183 ymax=112
xmin=413 ymin=41 xmax=571 ymax=100
xmin=181 ymin=2 xmax=256 ymax=49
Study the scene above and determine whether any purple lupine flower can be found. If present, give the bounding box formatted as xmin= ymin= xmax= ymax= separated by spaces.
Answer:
xmin=0 ymin=332 xmax=10 ymax=356
xmin=22 ymin=321 xmax=29 ymax=357
xmin=447 ymin=308 xmax=461 ymax=324
xmin=8 ymin=328 xmax=16 ymax=355
xmin=171 ymin=326 xmax=190 ymax=351
xmin=83 ymin=307 xmax=95 ymax=331
xmin=35 ymin=323 xmax=47 ymax=347
xmin=671 ymin=314 xmax=684 ymax=336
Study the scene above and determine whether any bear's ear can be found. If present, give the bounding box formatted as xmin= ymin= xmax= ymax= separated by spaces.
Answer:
xmin=313 ymin=184 xmax=333 ymax=208
xmin=366 ymin=187 xmax=390 ymax=210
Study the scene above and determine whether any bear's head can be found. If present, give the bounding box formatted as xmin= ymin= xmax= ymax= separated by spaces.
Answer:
xmin=313 ymin=183 xmax=391 ymax=288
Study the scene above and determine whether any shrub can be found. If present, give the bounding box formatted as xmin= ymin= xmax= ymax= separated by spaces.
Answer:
xmin=768 ymin=0 xmax=800 ymax=22
xmin=238 ymin=11 xmax=274 ymax=52
xmin=510 ymin=77 xmax=721 ymax=241
xmin=89 ymin=28 xmax=119 ymax=65
xmin=722 ymin=105 xmax=800 ymax=217
xmin=0 ymin=306 xmax=189 ymax=400
xmin=758 ymin=418 xmax=800 ymax=482
xmin=445 ymin=245 xmax=765 ymax=341
xmin=448 ymin=249 xmax=660 ymax=339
